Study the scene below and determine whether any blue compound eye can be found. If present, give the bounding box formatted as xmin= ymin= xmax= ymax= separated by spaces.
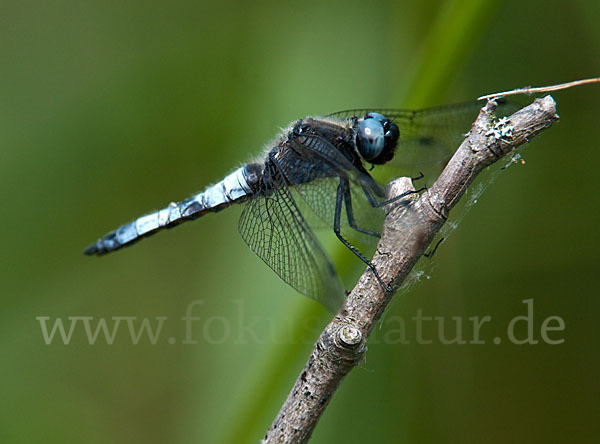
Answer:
xmin=357 ymin=118 xmax=385 ymax=161
xmin=365 ymin=112 xmax=386 ymax=123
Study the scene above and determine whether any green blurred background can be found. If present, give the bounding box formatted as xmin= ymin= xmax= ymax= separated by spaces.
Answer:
xmin=2 ymin=0 xmax=599 ymax=442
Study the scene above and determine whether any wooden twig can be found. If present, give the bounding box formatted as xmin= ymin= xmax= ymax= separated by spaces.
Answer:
xmin=263 ymin=96 xmax=559 ymax=444
xmin=477 ymin=77 xmax=600 ymax=101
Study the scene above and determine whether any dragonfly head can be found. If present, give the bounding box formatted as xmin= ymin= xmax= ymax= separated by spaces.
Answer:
xmin=356 ymin=112 xmax=399 ymax=165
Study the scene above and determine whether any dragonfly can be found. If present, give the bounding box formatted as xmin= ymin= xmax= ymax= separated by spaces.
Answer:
xmin=85 ymin=101 xmax=511 ymax=311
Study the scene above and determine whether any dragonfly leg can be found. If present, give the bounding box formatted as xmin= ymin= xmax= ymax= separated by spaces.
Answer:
xmin=424 ymin=237 xmax=445 ymax=259
xmin=334 ymin=180 xmax=392 ymax=292
xmin=341 ymin=178 xmax=381 ymax=238
xmin=362 ymin=183 xmax=426 ymax=208
xmin=412 ymin=171 xmax=425 ymax=182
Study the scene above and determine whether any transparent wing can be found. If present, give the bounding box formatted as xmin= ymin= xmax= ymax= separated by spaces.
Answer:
xmin=328 ymin=100 xmax=521 ymax=180
xmin=238 ymin=165 xmax=345 ymax=312
xmin=285 ymin=132 xmax=387 ymax=246
xmin=291 ymin=175 xmax=385 ymax=248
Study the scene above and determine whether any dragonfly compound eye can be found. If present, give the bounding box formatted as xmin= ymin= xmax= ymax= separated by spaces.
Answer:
xmin=357 ymin=118 xmax=385 ymax=161
xmin=384 ymin=121 xmax=399 ymax=149
xmin=360 ymin=113 xmax=399 ymax=165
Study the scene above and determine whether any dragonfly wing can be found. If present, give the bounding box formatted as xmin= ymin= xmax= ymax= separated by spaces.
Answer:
xmin=328 ymin=100 xmax=521 ymax=180
xmin=286 ymin=133 xmax=387 ymax=246
xmin=238 ymin=166 xmax=345 ymax=312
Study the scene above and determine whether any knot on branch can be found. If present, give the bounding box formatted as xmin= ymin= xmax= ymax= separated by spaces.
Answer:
xmin=319 ymin=319 xmax=366 ymax=367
